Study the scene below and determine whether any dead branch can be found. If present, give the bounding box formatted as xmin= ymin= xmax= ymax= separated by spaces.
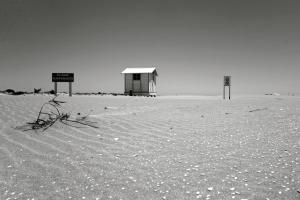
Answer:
xmin=23 ymin=96 xmax=98 ymax=131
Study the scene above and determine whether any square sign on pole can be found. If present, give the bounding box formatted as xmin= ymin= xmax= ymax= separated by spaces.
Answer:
xmin=224 ymin=76 xmax=231 ymax=86
xmin=223 ymin=76 xmax=231 ymax=100
xmin=52 ymin=73 xmax=74 ymax=96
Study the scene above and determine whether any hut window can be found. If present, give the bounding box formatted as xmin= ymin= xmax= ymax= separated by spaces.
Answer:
xmin=133 ymin=74 xmax=141 ymax=80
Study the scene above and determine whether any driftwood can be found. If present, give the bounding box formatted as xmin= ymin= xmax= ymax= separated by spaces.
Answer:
xmin=24 ymin=96 xmax=98 ymax=131
xmin=249 ymin=107 xmax=268 ymax=113
xmin=34 ymin=88 xmax=42 ymax=94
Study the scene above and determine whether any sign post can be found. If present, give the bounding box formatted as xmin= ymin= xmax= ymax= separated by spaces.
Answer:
xmin=69 ymin=82 xmax=72 ymax=97
xmin=52 ymin=73 xmax=74 ymax=97
xmin=223 ymin=76 xmax=231 ymax=100
xmin=54 ymin=82 xmax=57 ymax=95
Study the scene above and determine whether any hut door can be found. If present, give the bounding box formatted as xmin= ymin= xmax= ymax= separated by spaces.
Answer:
xmin=133 ymin=74 xmax=141 ymax=93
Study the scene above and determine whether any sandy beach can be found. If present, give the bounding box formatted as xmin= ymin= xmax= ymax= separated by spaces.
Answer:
xmin=0 ymin=94 xmax=299 ymax=200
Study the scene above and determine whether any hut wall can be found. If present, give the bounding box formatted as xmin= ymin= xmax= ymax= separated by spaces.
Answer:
xmin=153 ymin=74 xmax=156 ymax=92
xmin=148 ymin=73 xmax=156 ymax=93
xmin=141 ymin=73 xmax=149 ymax=93
xmin=124 ymin=74 xmax=133 ymax=93
xmin=124 ymin=73 xmax=156 ymax=95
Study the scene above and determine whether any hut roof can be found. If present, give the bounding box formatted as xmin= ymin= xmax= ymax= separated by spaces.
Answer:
xmin=122 ymin=67 xmax=157 ymax=75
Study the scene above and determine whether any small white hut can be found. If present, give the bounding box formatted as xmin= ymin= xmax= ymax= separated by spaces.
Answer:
xmin=121 ymin=67 xmax=158 ymax=96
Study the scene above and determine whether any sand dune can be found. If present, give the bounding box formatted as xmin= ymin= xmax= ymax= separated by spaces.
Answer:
xmin=0 ymin=95 xmax=299 ymax=199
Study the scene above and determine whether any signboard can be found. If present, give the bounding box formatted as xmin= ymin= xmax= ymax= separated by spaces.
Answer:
xmin=223 ymin=76 xmax=231 ymax=100
xmin=52 ymin=73 xmax=74 ymax=97
xmin=224 ymin=76 xmax=231 ymax=86
xmin=52 ymin=73 xmax=74 ymax=82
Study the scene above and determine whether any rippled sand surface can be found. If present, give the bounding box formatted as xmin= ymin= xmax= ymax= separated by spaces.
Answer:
xmin=0 ymin=95 xmax=299 ymax=200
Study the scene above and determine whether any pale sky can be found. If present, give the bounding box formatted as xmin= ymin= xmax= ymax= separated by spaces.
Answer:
xmin=0 ymin=0 xmax=299 ymax=95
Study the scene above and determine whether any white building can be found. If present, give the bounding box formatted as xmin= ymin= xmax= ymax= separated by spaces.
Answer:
xmin=121 ymin=67 xmax=158 ymax=96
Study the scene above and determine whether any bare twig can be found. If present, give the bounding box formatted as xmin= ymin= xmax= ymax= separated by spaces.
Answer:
xmin=23 ymin=95 xmax=98 ymax=131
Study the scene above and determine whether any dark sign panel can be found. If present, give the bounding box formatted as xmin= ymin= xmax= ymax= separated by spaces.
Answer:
xmin=52 ymin=73 xmax=74 ymax=82
xmin=224 ymin=76 xmax=231 ymax=86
